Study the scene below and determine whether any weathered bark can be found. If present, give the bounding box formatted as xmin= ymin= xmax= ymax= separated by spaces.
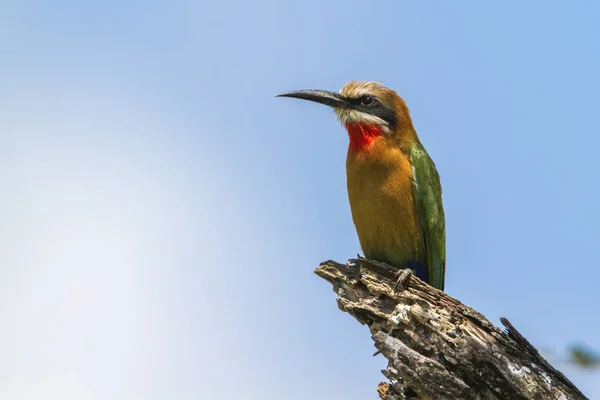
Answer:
xmin=315 ymin=258 xmax=587 ymax=400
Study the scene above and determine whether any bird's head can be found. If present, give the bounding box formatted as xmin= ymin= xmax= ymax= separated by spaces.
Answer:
xmin=278 ymin=81 xmax=416 ymax=151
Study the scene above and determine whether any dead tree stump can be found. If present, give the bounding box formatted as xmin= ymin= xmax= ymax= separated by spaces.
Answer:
xmin=315 ymin=258 xmax=587 ymax=400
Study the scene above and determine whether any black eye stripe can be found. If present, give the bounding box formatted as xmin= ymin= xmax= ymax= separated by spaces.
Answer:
xmin=345 ymin=96 xmax=397 ymax=129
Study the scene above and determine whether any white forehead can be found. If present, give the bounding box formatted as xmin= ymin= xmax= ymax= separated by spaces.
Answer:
xmin=339 ymin=81 xmax=385 ymax=98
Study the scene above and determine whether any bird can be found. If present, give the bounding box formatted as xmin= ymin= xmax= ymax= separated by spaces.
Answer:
xmin=277 ymin=81 xmax=446 ymax=290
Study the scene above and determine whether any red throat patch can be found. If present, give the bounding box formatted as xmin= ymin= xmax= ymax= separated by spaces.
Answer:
xmin=345 ymin=123 xmax=383 ymax=151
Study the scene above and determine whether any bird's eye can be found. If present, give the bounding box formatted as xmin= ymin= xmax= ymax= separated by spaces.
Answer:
xmin=360 ymin=95 xmax=374 ymax=106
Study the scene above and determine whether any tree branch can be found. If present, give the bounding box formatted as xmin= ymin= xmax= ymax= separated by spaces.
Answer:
xmin=315 ymin=258 xmax=587 ymax=400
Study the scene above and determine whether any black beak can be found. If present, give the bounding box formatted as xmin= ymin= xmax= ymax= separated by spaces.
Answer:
xmin=277 ymin=89 xmax=350 ymax=109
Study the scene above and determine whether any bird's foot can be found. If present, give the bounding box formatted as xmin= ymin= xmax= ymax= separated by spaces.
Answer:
xmin=394 ymin=268 xmax=413 ymax=292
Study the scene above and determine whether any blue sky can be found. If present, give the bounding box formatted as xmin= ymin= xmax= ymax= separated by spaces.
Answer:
xmin=1 ymin=0 xmax=599 ymax=398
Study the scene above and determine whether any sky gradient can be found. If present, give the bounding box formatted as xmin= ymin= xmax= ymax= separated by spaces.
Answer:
xmin=1 ymin=1 xmax=599 ymax=398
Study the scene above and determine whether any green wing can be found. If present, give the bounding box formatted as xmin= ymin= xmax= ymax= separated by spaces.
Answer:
xmin=410 ymin=144 xmax=446 ymax=290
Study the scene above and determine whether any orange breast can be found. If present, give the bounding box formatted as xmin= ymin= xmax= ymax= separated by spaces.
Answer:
xmin=346 ymin=137 xmax=424 ymax=267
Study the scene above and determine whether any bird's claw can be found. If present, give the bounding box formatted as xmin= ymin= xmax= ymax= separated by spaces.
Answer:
xmin=394 ymin=268 xmax=413 ymax=292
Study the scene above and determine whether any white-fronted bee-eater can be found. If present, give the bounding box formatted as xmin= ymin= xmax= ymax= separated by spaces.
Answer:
xmin=278 ymin=81 xmax=446 ymax=290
